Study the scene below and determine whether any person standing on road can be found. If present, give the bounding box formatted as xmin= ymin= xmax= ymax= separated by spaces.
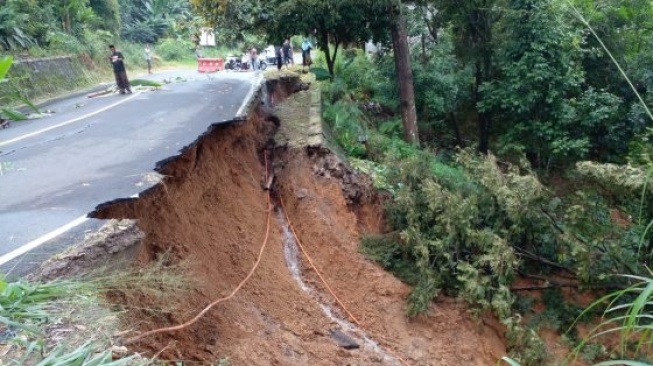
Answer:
xmin=301 ymin=37 xmax=313 ymax=71
xmin=144 ymin=44 xmax=153 ymax=74
xmin=282 ymin=39 xmax=293 ymax=67
xmin=109 ymin=45 xmax=132 ymax=94
xmin=276 ymin=44 xmax=283 ymax=71
xmin=249 ymin=47 xmax=258 ymax=71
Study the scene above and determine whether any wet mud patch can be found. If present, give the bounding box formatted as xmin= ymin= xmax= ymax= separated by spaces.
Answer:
xmin=86 ymin=76 xmax=507 ymax=365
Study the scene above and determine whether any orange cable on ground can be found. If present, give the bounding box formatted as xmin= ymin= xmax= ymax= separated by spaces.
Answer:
xmin=125 ymin=151 xmax=273 ymax=345
xmin=279 ymin=196 xmax=411 ymax=366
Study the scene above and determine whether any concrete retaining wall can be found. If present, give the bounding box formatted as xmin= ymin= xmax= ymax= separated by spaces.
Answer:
xmin=6 ymin=55 xmax=91 ymax=99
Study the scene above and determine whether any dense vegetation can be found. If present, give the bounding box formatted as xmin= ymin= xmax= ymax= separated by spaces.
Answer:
xmin=1 ymin=0 xmax=197 ymax=51
xmin=305 ymin=1 xmax=653 ymax=365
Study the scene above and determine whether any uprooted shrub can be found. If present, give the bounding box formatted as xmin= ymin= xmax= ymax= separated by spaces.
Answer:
xmin=359 ymin=146 xmax=653 ymax=365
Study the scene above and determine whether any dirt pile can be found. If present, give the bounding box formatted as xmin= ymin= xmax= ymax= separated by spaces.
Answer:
xmin=92 ymin=77 xmax=506 ymax=365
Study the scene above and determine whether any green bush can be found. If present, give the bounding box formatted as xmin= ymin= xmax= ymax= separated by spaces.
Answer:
xmin=360 ymin=235 xmax=420 ymax=286
xmin=45 ymin=31 xmax=87 ymax=55
xmin=156 ymin=37 xmax=194 ymax=62
xmin=322 ymin=99 xmax=367 ymax=158
xmin=316 ymin=47 xmax=387 ymax=103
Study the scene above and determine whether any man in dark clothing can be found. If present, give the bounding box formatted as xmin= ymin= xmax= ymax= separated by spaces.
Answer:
xmin=109 ymin=45 xmax=132 ymax=94
xmin=282 ymin=39 xmax=293 ymax=67
xmin=276 ymin=45 xmax=283 ymax=71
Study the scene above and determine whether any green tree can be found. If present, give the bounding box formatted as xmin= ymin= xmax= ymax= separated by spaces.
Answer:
xmin=52 ymin=0 xmax=97 ymax=33
xmin=569 ymin=0 xmax=653 ymax=163
xmin=480 ymin=0 xmax=622 ymax=167
xmin=119 ymin=0 xmax=193 ymax=43
xmin=89 ymin=0 xmax=120 ymax=35
xmin=0 ymin=0 xmax=35 ymax=50
xmin=0 ymin=0 xmax=59 ymax=51
xmin=431 ymin=0 xmax=500 ymax=154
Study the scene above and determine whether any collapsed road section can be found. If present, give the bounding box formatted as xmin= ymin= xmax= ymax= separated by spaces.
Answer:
xmin=75 ymin=75 xmax=507 ymax=365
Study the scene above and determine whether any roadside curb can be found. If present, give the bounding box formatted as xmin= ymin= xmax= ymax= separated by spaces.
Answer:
xmin=21 ymin=83 xmax=112 ymax=113
xmin=236 ymin=73 xmax=265 ymax=120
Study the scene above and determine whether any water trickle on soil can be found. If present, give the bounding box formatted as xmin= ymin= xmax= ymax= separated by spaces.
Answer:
xmin=277 ymin=209 xmax=400 ymax=365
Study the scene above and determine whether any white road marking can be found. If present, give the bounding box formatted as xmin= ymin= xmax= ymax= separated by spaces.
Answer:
xmin=0 ymin=215 xmax=89 ymax=266
xmin=0 ymin=194 xmax=141 ymax=267
xmin=236 ymin=74 xmax=264 ymax=118
xmin=1 ymin=76 xmax=257 ymax=267
xmin=0 ymin=92 xmax=140 ymax=148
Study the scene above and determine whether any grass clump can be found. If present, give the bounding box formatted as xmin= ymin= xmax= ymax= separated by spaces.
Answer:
xmin=0 ymin=275 xmax=128 ymax=365
xmin=0 ymin=254 xmax=191 ymax=365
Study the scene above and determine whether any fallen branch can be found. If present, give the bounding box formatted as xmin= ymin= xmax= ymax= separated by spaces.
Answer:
xmin=516 ymin=271 xmax=626 ymax=291
xmin=514 ymin=247 xmax=577 ymax=276
xmin=512 ymin=284 xmax=580 ymax=291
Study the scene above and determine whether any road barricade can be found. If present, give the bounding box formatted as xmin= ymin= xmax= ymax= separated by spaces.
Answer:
xmin=198 ymin=58 xmax=224 ymax=73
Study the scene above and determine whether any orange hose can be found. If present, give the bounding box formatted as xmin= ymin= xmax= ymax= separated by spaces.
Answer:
xmin=125 ymin=151 xmax=273 ymax=345
xmin=279 ymin=196 xmax=411 ymax=366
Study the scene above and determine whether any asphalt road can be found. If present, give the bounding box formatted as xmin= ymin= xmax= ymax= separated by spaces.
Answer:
xmin=0 ymin=69 xmax=262 ymax=276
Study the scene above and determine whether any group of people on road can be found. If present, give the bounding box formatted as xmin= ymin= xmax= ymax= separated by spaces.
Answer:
xmin=259 ymin=37 xmax=313 ymax=72
xmin=247 ymin=38 xmax=296 ymax=72
xmin=108 ymin=35 xmax=314 ymax=93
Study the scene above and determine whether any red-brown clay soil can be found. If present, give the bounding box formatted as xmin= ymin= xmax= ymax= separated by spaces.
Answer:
xmin=93 ymin=85 xmax=506 ymax=365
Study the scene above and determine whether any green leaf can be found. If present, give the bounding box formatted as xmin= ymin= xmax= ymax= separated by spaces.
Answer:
xmin=0 ymin=316 xmax=43 ymax=335
xmin=0 ymin=56 xmax=13 ymax=80
xmin=1 ymin=108 xmax=28 ymax=121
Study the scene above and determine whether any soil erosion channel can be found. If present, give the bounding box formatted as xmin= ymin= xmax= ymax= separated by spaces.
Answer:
xmin=92 ymin=77 xmax=506 ymax=365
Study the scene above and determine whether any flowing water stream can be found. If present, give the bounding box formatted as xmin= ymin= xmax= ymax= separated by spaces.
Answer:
xmin=277 ymin=209 xmax=401 ymax=365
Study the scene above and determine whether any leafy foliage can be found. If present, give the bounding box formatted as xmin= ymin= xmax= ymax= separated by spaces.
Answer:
xmin=119 ymin=0 xmax=194 ymax=43
xmin=0 ymin=0 xmax=38 ymax=50
xmin=0 ymin=56 xmax=39 ymax=121
xmin=383 ymin=150 xmax=544 ymax=317
xmin=322 ymin=99 xmax=367 ymax=158
xmin=89 ymin=0 xmax=120 ymax=35
xmin=355 ymin=146 xmax=650 ymax=363
xmin=0 ymin=276 xmax=88 ymax=334
xmin=480 ymin=0 xmax=621 ymax=168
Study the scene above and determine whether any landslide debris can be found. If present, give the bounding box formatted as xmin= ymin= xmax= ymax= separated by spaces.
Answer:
xmin=83 ymin=76 xmax=507 ymax=365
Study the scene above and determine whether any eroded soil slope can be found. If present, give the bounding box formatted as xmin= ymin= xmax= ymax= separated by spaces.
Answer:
xmin=93 ymin=80 xmax=506 ymax=365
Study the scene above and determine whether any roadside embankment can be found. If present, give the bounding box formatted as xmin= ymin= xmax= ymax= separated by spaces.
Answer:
xmin=43 ymin=73 xmax=506 ymax=365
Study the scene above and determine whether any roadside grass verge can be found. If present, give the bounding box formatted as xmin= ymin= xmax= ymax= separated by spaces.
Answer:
xmin=0 ymin=254 xmax=192 ymax=365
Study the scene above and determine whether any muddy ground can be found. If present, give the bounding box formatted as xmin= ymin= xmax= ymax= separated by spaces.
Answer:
xmin=82 ymin=76 xmax=507 ymax=365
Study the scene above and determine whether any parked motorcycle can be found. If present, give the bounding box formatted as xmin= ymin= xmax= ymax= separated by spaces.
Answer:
xmin=224 ymin=55 xmax=243 ymax=71
xmin=224 ymin=54 xmax=268 ymax=71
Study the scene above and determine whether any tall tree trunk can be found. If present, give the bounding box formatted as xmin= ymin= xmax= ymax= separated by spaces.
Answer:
xmin=474 ymin=61 xmax=491 ymax=154
xmin=63 ymin=12 xmax=71 ymax=32
xmin=448 ymin=112 xmax=463 ymax=146
xmin=473 ymin=8 xmax=493 ymax=155
xmin=421 ymin=33 xmax=427 ymax=65
xmin=391 ymin=7 xmax=419 ymax=145
xmin=320 ymin=33 xmax=338 ymax=77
